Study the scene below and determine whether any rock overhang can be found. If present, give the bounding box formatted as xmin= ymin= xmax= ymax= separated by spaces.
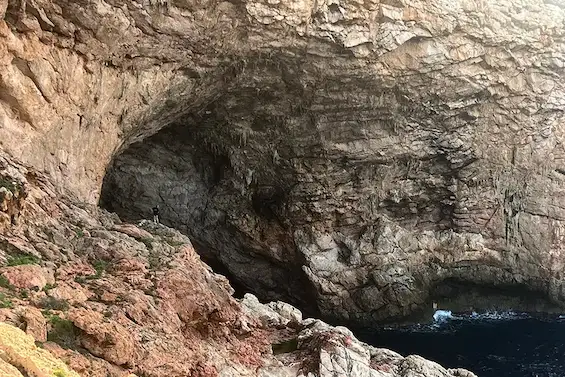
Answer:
xmin=2 ymin=0 xmax=565 ymax=324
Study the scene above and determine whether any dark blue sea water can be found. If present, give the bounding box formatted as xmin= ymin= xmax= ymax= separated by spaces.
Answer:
xmin=357 ymin=311 xmax=565 ymax=377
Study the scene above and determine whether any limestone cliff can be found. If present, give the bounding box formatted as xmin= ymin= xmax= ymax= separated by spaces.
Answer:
xmin=2 ymin=0 xmax=565 ymax=324
xmin=0 ymin=151 xmax=477 ymax=377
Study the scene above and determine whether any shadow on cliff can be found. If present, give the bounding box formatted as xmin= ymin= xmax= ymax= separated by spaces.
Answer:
xmin=99 ymin=117 xmax=321 ymax=320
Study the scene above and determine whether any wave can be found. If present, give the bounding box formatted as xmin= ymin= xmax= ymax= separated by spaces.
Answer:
xmin=433 ymin=309 xmax=454 ymax=323
xmin=466 ymin=310 xmax=530 ymax=321
xmin=429 ymin=310 xmax=532 ymax=324
xmin=381 ymin=310 xmax=565 ymax=333
xmin=421 ymin=310 xmax=534 ymax=331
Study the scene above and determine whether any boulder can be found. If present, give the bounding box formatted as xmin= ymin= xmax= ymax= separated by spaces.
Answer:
xmin=0 ymin=322 xmax=80 ymax=377
xmin=20 ymin=307 xmax=47 ymax=342
xmin=48 ymin=283 xmax=90 ymax=305
xmin=68 ymin=308 xmax=135 ymax=366
xmin=0 ymin=265 xmax=51 ymax=290
xmin=242 ymin=294 xmax=297 ymax=328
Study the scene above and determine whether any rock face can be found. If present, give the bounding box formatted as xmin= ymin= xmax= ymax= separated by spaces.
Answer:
xmin=2 ymin=0 xmax=565 ymax=323
xmin=244 ymin=293 xmax=477 ymax=377
xmin=101 ymin=1 xmax=565 ymax=322
xmin=0 ymin=151 xmax=273 ymax=377
xmin=0 ymin=322 xmax=80 ymax=377
xmin=0 ymin=150 xmax=477 ymax=377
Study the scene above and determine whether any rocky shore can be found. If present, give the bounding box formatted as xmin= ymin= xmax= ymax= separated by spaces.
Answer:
xmin=1 ymin=0 xmax=563 ymax=374
xmin=2 ymin=0 xmax=565 ymax=325
xmin=0 ymin=152 xmax=476 ymax=376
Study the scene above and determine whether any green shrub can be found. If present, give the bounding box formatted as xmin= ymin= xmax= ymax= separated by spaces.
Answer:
xmin=0 ymin=178 xmax=17 ymax=193
xmin=76 ymin=260 xmax=110 ymax=282
xmin=74 ymin=228 xmax=85 ymax=238
xmin=39 ymin=296 xmax=69 ymax=311
xmin=0 ymin=293 xmax=13 ymax=308
xmin=42 ymin=283 xmax=56 ymax=292
xmin=140 ymin=237 xmax=154 ymax=250
xmin=0 ymin=275 xmax=13 ymax=289
xmin=7 ymin=254 xmax=40 ymax=266
xmin=46 ymin=315 xmax=77 ymax=349
xmin=53 ymin=369 xmax=67 ymax=377
xmin=91 ymin=260 xmax=108 ymax=278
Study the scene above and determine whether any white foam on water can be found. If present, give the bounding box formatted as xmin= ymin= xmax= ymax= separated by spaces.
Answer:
xmin=464 ymin=310 xmax=529 ymax=321
xmin=384 ymin=309 xmax=540 ymax=334
xmin=433 ymin=309 xmax=453 ymax=323
xmin=429 ymin=310 xmax=530 ymax=327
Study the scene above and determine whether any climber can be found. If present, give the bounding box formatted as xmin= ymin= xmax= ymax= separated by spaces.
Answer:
xmin=152 ymin=205 xmax=160 ymax=224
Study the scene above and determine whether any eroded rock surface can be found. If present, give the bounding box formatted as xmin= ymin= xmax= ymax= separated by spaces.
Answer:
xmin=103 ymin=0 xmax=565 ymax=322
xmin=0 ymin=152 xmax=271 ymax=377
xmin=0 ymin=322 xmax=80 ymax=377
xmin=2 ymin=0 xmax=565 ymax=324
xmin=245 ymin=294 xmax=478 ymax=377
xmin=0 ymin=149 xmax=476 ymax=377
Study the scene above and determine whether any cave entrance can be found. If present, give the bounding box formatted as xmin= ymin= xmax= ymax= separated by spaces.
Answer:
xmin=191 ymin=239 xmax=247 ymax=299
xmin=378 ymin=278 xmax=565 ymax=327
xmin=428 ymin=278 xmax=564 ymax=316
xmin=98 ymin=77 xmax=321 ymax=318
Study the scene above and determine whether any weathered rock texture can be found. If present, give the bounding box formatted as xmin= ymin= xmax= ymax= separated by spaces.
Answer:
xmin=244 ymin=293 xmax=477 ymax=377
xmin=0 ymin=150 xmax=477 ymax=377
xmin=0 ymin=322 xmax=81 ymax=377
xmin=2 ymin=0 xmax=565 ymax=323
xmin=0 ymin=151 xmax=273 ymax=377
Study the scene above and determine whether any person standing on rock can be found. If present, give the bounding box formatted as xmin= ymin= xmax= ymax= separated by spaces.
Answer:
xmin=152 ymin=205 xmax=160 ymax=224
